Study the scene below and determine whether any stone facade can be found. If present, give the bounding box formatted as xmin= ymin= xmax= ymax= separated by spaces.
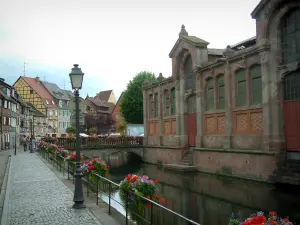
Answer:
xmin=143 ymin=0 xmax=300 ymax=181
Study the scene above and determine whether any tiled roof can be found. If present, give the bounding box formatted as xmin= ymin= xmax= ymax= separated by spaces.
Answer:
xmin=86 ymin=97 xmax=109 ymax=107
xmin=95 ymin=90 xmax=113 ymax=102
xmin=22 ymin=77 xmax=57 ymax=108
xmin=41 ymin=81 xmax=74 ymax=100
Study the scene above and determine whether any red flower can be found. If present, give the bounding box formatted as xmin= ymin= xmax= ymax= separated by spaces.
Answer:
xmin=160 ymin=198 xmax=165 ymax=204
xmin=258 ymin=216 xmax=266 ymax=223
xmin=242 ymin=221 xmax=251 ymax=225
xmin=126 ymin=175 xmax=132 ymax=180
xmin=145 ymin=203 xmax=151 ymax=208
xmin=133 ymin=175 xmax=138 ymax=181
xmin=155 ymin=179 xmax=159 ymax=183
xmin=269 ymin=212 xmax=277 ymax=217
xmin=146 ymin=195 xmax=150 ymax=199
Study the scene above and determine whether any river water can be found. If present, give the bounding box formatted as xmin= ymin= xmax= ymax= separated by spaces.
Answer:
xmin=99 ymin=152 xmax=300 ymax=225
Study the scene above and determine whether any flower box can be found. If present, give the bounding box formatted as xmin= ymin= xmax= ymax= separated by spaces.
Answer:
xmin=228 ymin=211 xmax=293 ymax=225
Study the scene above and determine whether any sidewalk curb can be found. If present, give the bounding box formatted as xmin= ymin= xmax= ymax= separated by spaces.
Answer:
xmin=0 ymin=155 xmax=12 ymax=225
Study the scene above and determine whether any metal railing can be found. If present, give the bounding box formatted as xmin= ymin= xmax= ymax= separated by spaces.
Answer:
xmin=42 ymin=136 xmax=144 ymax=150
xmin=38 ymin=149 xmax=201 ymax=225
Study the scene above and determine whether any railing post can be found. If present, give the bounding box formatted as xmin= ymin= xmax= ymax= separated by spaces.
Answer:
xmin=108 ymin=182 xmax=111 ymax=215
xmin=87 ymin=174 xmax=89 ymax=197
xmin=67 ymin=161 xmax=70 ymax=180
xmin=72 ymin=163 xmax=75 ymax=184
xmin=125 ymin=190 xmax=129 ymax=225
xmin=96 ymin=176 xmax=99 ymax=205
xmin=62 ymin=160 xmax=65 ymax=176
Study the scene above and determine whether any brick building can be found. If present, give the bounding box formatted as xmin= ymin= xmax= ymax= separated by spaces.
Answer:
xmin=142 ymin=0 xmax=300 ymax=182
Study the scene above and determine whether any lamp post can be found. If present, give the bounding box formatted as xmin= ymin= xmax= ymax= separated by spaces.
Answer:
xmin=30 ymin=115 xmax=35 ymax=153
xmin=69 ymin=64 xmax=85 ymax=209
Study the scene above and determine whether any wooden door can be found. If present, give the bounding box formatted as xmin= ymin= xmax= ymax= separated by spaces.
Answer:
xmin=187 ymin=95 xmax=197 ymax=147
xmin=283 ymin=71 xmax=300 ymax=151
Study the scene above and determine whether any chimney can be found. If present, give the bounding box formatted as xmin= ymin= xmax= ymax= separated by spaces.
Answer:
xmin=35 ymin=76 xmax=40 ymax=82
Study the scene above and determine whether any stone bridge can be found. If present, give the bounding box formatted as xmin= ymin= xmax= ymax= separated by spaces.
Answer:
xmin=81 ymin=148 xmax=143 ymax=159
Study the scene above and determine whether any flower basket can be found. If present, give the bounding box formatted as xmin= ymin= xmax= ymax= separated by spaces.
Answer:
xmin=64 ymin=151 xmax=84 ymax=162
xmin=47 ymin=144 xmax=59 ymax=152
xmin=37 ymin=141 xmax=48 ymax=151
xmin=81 ymin=158 xmax=109 ymax=176
xmin=120 ymin=174 xmax=165 ymax=210
xmin=228 ymin=211 xmax=293 ymax=225
xmin=55 ymin=148 xmax=69 ymax=157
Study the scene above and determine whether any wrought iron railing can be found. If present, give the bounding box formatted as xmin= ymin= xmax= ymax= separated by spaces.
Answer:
xmin=42 ymin=136 xmax=144 ymax=149
xmin=38 ymin=149 xmax=200 ymax=225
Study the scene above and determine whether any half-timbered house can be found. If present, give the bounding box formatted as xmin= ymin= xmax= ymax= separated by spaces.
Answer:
xmin=14 ymin=76 xmax=58 ymax=136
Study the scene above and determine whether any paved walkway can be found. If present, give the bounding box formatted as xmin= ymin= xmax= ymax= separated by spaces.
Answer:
xmin=1 ymin=152 xmax=102 ymax=225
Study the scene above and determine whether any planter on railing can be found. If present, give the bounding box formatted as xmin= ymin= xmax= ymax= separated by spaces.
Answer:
xmin=119 ymin=174 xmax=165 ymax=224
xmin=228 ymin=211 xmax=293 ymax=225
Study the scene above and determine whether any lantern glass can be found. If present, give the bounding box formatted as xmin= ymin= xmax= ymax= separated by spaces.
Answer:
xmin=69 ymin=64 xmax=84 ymax=90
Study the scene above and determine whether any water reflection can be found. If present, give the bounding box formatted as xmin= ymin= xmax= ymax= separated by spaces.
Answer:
xmin=102 ymin=152 xmax=300 ymax=225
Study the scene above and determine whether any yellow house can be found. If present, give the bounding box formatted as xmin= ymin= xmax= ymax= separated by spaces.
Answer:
xmin=14 ymin=76 xmax=59 ymax=136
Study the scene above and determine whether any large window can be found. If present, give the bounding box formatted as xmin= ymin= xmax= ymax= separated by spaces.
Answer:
xmin=206 ymin=78 xmax=214 ymax=110
xmin=184 ymin=56 xmax=195 ymax=90
xmin=171 ymin=88 xmax=176 ymax=115
xmin=235 ymin=69 xmax=247 ymax=107
xmin=281 ymin=8 xmax=300 ymax=64
xmin=149 ymin=94 xmax=153 ymax=118
xmin=284 ymin=71 xmax=300 ymax=100
xmin=250 ymin=65 xmax=262 ymax=104
xmin=164 ymin=90 xmax=170 ymax=116
xmin=154 ymin=93 xmax=158 ymax=118
xmin=217 ymin=75 xmax=225 ymax=109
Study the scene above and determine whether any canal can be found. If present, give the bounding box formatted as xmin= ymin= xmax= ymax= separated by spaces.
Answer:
xmin=98 ymin=152 xmax=300 ymax=225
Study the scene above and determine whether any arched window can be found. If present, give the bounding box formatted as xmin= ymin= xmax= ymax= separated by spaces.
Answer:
xmin=164 ymin=90 xmax=170 ymax=116
xmin=149 ymin=94 xmax=153 ymax=118
xmin=206 ymin=78 xmax=214 ymax=110
xmin=250 ymin=65 xmax=262 ymax=104
xmin=284 ymin=71 xmax=300 ymax=101
xmin=235 ymin=69 xmax=247 ymax=107
xmin=184 ymin=56 xmax=195 ymax=90
xmin=154 ymin=93 xmax=158 ymax=118
xmin=187 ymin=95 xmax=196 ymax=114
xmin=281 ymin=8 xmax=300 ymax=64
xmin=171 ymin=88 xmax=176 ymax=115
xmin=217 ymin=75 xmax=225 ymax=109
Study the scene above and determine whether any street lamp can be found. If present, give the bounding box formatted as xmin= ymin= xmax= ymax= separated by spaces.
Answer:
xmin=69 ymin=64 xmax=85 ymax=209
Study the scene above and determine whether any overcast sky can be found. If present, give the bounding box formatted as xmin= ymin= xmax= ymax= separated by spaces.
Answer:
xmin=0 ymin=0 xmax=261 ymax=100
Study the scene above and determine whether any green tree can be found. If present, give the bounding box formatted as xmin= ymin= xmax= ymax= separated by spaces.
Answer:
xmin=66 ymin=126 xmax=76 ymax=134
xmin=120 ymin=71 xmax=156 ymax=124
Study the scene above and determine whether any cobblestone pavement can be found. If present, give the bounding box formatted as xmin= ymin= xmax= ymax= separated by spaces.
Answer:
xmin=3 ymin=152 xmax=102 ymax=225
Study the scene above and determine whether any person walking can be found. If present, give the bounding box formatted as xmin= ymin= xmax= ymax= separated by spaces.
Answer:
xmin=22 ymin=135 xmax=27 ymax=152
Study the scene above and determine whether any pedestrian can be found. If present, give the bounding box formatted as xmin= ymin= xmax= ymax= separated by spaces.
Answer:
xmin=22 ymin=135 xmax=27 ymax=151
